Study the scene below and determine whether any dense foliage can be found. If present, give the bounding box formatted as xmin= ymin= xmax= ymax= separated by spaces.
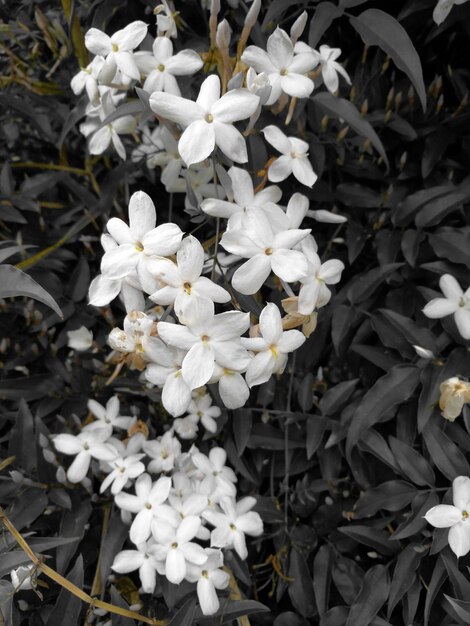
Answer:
xmin=1 ymin=0 xmax=470 ymax=625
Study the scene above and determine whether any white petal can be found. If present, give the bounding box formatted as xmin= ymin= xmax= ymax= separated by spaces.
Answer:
xmin=449 ymin=523 xmax=470 ymax=557
xmin=271 ymin=249 xmax=308 ymax=282
xmin=182 ymin=342 xmax=215 ymax=389
xmin=197 ymin=577 xmax=220 ymax=616
xmin=162 ymin=372 xmax=192 ymax=417
xmin=89 ymin=126 xmax=111 ymax=155
xmin=236 ymin=511 xmax=263 ymax=535
xmin=88 ymin=274 xmax=121 ymax=306
xmin=67 ymin=450 xmax=91 ymax=483
xmin=179 ymin=120 xmax=215 ymax=167
xmin=111 ymin=550 xmax=144 ymax=573
xmin=177 ymin=516 xmax=200 ymax=543
xmin=177 ymin=235 xmax=204 ymax=283
xmin=139 ymin=559 xmax=157 ymax=593
xmin=213 ymin=122 xmax=248 ymax=163
xmin=423 ymin=298 xmax=459 ymax=319
xmin=129 ymin=191 xmax=156 ymax=241
xmin=85 ymin=29 xmax=111 ymax=56
xmin=157 ymin=321 xmax=196 ymax=350
xmin=197 ymin=74 xmax=221 ymax=111
xmin=53 ymin=434 xmax=82 ymax=455
xmin=453 ymin=476 xmax=470 ymax=510
xmin=130 ymin=509 xmax=152 ymax=544
xmin=440 ymin=274 xmax=463 ymax=300
xmin=149 ymin=92 xmax=203 ymax=126
xmin=277 ymin=329 xmax=306 ymax=353
xmin=166 ymin=547 xmax=186 ymax=584
xmin=424 ymin=504 xmax=462 ymax=528
xmin=320 ymin=259 xmax=345 ymax=284
xmin=166 ymin=49 xmax=204 ymax=75
xmin=268 ymin=155 xmax=293 ymax=182
xmin=232 ymin=255 xmax=272 ymax=295
xmin=219 ymin=373 xmax=250 ymax=409
xmin=212 ymin=90 xmax=259 ymax=123
xmin=262 ymin=125 xmax=291 ymax=154
xmin=245 ymin=350 xmax=275 ymax=388
xmin=113 ymin=21 xmax=148 ymax=50
xmin=241 ymin=46 xmax=275 ymax=74
xmin=280 ymin=73 xmax=314 ymax=99
xmin=114 ymin=51 xmax=140 ymax=81
xmin=106 ymin=217 xmax=133 ymax=244
xmin=267 ymin=28 xmax=293 ymax=69
xmin=292 ymin=156 xmax=317 ymax=187
xmin=455 ymin=309 xmax=470 ymax=340
xmin=142 ymin=223 xmax=183 ymax=256
xmin=101 ymin=244 xmax=138 ymax=279
xmin=259 ymin=303 xmax=283 ymax=344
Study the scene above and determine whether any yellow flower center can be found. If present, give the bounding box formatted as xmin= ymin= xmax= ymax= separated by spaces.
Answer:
xmin=183 ymin=282 xmax=192 ymax=295
xmin=157 ymin=63 xmax=165 ymax=72
xmin=205 ymin=113 xmax=214 ymax=123
xmin=264 ymin=247 xmax=273 ymax=256
xmin=135 ymin=242 xmax=144 ymax=252
xmin=112 ymin=43 xmax=119 ymax=52
xmin=463 ymin=510 xmax=469 ymax=519
xmin=171 ymin=542 xmax=178 ymax=549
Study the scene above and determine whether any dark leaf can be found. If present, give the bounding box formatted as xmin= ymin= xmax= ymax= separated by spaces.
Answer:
xmin=345 ymin=564 xmax=390 ymax=626
xmin=388 ymin=436 xmax=435 ymax=486
xmin=288 ymin=549 xmax=317 ymax=618
xmin=46 ymin=554 xmax=84 ymax=626
xmin=313 ymin=93 xmax=389 ymax=168
xmin=0 ymin=265 xmax=62 ymax=318
xmin=387 ymin=544 xmax=423 ymax=618
xmin=350 ymin=9 xmax=426 ymax=111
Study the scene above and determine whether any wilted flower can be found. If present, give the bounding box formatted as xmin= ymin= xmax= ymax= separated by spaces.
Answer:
xmin=425 ymin=475 xmax=470 ymax=557
xmin=439 ymin=377 xmax=470 ymax=421
xmin=11 ymin=565 xmax=37 ymax=591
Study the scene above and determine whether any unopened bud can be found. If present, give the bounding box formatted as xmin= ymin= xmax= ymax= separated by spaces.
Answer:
xmin=321 ymin=115 xmax=329 ymax=131
xmin=336 ymin=125 xmax=349 ymax=142
xmin=381 ymin=56 xmax=390 ymax=73
xmin=436 ymin=94 xmax=444 ymax=113
xmin=408 ymin=85 xmax=415 ymax=106
xmin=394 ymin=91 xmax=402 ymax=111
xmin=386 ymin=87 xmax=395 ymax=110
xmin=216 ymin=19 xmax=231 ymax=50
xmin=383 ymin=109 xmax=392 ymax=123
xmin=399 ymin=151 xmax=408 ymax=170
xmin=360 ymin=99 xmax=368 ymax=116
xmin=244 ymin=0 xmax=261 ymax=29
xmin=412 ymin=345 xmax=434 ymax=360
xmin=290 ymin=10 xmax=308 ymax=43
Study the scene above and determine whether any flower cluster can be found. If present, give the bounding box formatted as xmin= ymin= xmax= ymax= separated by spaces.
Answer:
xmin=51 ymin=395 xmax=263 ymax=615
xmin=66 ymin=1 xmax=350 ymax=614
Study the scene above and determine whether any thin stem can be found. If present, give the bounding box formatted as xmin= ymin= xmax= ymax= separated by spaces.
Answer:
xmin=284 ymin=352 xmax=296 ymax=529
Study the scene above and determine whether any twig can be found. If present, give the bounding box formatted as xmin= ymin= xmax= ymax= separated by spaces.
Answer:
xmin=0 ymin=506 xmax=164 ymax=626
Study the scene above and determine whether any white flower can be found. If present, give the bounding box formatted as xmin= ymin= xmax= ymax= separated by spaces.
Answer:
xmin=191 ymin=447 xmax=237 ymax=499
xmin=295 ymin=43 xmax=350 ymax=94
xmin=201 ymin=165 xmax=282 ymax=230
xmin=203 ymin=496 xmax=263 ymax=559
xmin=86 ymin=395 xmax=133 ymax=430
xmin=136 ymin=37 xmax=202 ymax=96
xmin=53 ymin=425 xmax=117 ymax=483
xmin=220 ymin=207 xmax=310 ymax=295
xmin=297 ymin=237 xmax=344 ymax=315
xmin=157 ymin=298 xmax=251 ymax=390
xmin=114 ymin=473 xmax=174 ymax=544
xmin=149 ymin=74 xmax=259 ymax=166
xmin=149 ymin=235 xmax=231 ymax=320
xmin=241 ymin=28 xmax=316 ymax=105
xmin=425 ymin=476 xmax=470 ymax=557
xmin=89 ymin=235 xmax=146 ymax=310
xmin=433 ymin=0 xmax=469 ymax=25
xmin=100 ymin=191 xmax=183 ymax=284
xmin=155 ymin=0 xmax=178 ymax=38
xmin=241 ymin=303 xmax=305 ymax=387
xmin=413 ymin=345 xmax=435 ymax=360
xmin=67 ymin=326 xmax=93 ymax=351
xmin=84 ymin=21 xmax=148 ymax=82
xmin=422 ymin=274 xmax=470 ymax=340
xmin=144 ymin=340 xmax=192 ymax=417
xmin=263 ymin=125 xmax=317 ymax=188
xmin=111 ymin=541 xmax=162 ymax=593
xmin=186 ymin=549 xmax=230 ymax=615
xmin=209 ymin=364 xmax=250 ymax=410
xmin=71 ymin=56 xmax=104 ymax=104
xmin=100 ymin=454 xmax=146 ymax=495
xmin=186 ymin=394 xmax=221 ymax=434
xmin=143 ymin=430 xmax=182 ymax=474
xmin=89 ymin=92 xmax=136 ymax=160
xmin=11 ymin=565 xmax=37 ymax=591
xmin=151 ymin=516 xmax=208 ymax=584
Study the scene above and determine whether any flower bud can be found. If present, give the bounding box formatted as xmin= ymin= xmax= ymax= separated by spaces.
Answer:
xmin=439 ymin=377 xmax=470 ymax=421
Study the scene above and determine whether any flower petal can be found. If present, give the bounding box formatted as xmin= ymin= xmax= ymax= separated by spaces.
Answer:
xmin=212 ymin=90 xmax=259 ymax=123
xmin=178 ymin=120 xmax=215 ymax=166
xmin=262 ymin=125 xmax=291 ymax=154
xmin=142 ymin=223 xmax=183 ymax=256
xmin=424 ymin=504 xmax=462 ymax=528
xmin=448 ymin=522 xmax=470 ymax=557
xmin=213 ymin=122 xmax=248 ymax=163
xmin=182 ymin=342 xmax=215 ymax=389
xmin=101 ymin=244 xmax=138 ymax=279
xmin=197 ymin=74 xmax=221 ymax=111
xmin=129 ymin=191 xmax=156 ymax=241
xmin=231 ymin=255 xmax=272 ymax=295
xmin=423 ymin=298 xmax=459 ymax=319
xmin=149 ymin=92 xmax=202 ymax=126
